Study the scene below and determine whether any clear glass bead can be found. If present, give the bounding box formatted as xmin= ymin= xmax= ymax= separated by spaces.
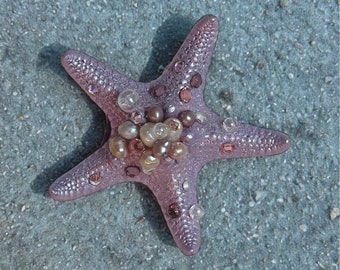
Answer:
xmin=117 ymin=89 xmax=140 ymax=112
xmin=189 ymin=204 xmax=205 ymax=220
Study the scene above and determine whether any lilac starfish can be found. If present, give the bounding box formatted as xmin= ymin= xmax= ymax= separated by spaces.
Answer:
xmin=49 ymin=14 xmax=290 ymax=256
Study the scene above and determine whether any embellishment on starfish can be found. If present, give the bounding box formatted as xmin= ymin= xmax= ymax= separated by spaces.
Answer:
xmin=49 ymin=14 xmax=290 ymax=256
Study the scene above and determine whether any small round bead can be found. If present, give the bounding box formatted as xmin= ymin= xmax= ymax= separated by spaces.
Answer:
xmin=146 ymin=105 xmax=164 ymax=123
xmin=109 ymin=136 xmax=128 ymax=158
xmin=117 ymin=89 xmax=140 ymax=112
xmin=188 ymin=204 xmax=205 ymax=220
xmin=118 ymin=121 xmax=139 ymax=139
xmin=178 ymin=110 xmax=196 ymax=127
xmin=152 ymin=139 xmax=171 ymax=158
xmin=164 ymin=118 xmax=183 ymax=141
xmin=169 ymin=142 xmax=188 ymax=160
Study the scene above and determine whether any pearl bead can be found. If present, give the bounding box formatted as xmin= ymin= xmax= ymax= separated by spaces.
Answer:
xmin=178 ymin=110 xmax=196 ymax=127
xmin=109 ymin=136 xmax=128 ymax=158
xmin=152 ymin=139 xmax=171 ymax=158
xmin=146 ymin=105 xmax=164 ymax=123
xmin=118 ymin=121 xmax=139 ymax=139
xmin=169 ymin=142 xmax=188 ymax=160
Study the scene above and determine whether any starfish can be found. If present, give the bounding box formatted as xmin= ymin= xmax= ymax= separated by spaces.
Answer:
xmin=49 ymin=14 xmax=290 ymax=256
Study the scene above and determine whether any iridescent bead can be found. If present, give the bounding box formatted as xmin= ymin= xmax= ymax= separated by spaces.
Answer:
xmin=188 ymin=204 xmax=205 ymax=220
xmin=139 ymin=150 xmax=160 ymax=174
xmin=118 ymin=121 xmax=139 ymax=139
xmin=117 ymin=89 xmax=140 ymax=112
xmin=109 ymin=136 xmax=128 ymax=158
xmin=164 ymin=118 xmax=183 ymax=141
xmin=178 ymin=110 xmax=196 ymax=127
xmin=152 ymin=139 xmax=171 ymax=158
xmin=169 ymin=142 xmax=188 ymax=160
xmin=146 ymin=105 xmax=164 ymax=123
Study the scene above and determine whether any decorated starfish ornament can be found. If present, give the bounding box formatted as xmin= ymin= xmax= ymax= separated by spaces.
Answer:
xmin=49 ymin=15 xmax=290 ymax=256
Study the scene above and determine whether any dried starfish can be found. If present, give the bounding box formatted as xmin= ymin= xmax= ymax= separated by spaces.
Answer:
xmin=49 ymin=14 xmax=290 ymax=256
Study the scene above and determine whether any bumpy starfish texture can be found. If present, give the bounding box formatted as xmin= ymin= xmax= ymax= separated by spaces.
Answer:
xmin=49 ymin=15 xmax=290 ymax=256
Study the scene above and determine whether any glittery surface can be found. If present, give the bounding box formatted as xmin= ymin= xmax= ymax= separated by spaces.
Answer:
xmin=49 ymin=15 xmax=290 ymax=256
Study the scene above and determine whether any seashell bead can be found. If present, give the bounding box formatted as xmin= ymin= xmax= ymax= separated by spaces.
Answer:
xmin=139 ymin=122 xmax=156 ymax=147
xmin=139 ymin=150 xmax=160 ymax=174
xmin=164 ymin=118 xmax=183 ymax=141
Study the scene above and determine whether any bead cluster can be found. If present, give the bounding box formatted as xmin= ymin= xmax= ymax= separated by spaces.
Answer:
xmin=109 ymin=103 xmax=197 ymax=175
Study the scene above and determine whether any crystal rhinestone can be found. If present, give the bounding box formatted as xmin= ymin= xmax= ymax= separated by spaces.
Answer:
xmin=222 ymin=117 xmax=237 ymax=132
xmin=220 ymin=143 xmax=235 ymax=153
xmin=190 ymin=73 xmax=202 ymax=88
xmin=174 ymin=61 xmax=185 ymax=72
xmin=168 ymin=203 xmax=181 ymax=218
xmin=179 ymin=86 xmax=192 ymax=103
xmin=195 ymin=112 xmax=207 ymax=124
xmin=87 ymin=84 xmax=97 ymax=94
xmin=88 ymin=173 xmax=101 ymax=186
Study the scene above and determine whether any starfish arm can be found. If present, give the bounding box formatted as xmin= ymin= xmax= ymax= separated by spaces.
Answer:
xmin=149 ymin=14 xmax=219 ymax=117
xmin=61 ymin=49 xmax=145 ymax=125
xmin=49 ymin=142 xmax=129 ymax=201
xmin=139 ymin=162 xmax=203 ymax=256
xmin=186 ymin=116 xmax=290 ymax=164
